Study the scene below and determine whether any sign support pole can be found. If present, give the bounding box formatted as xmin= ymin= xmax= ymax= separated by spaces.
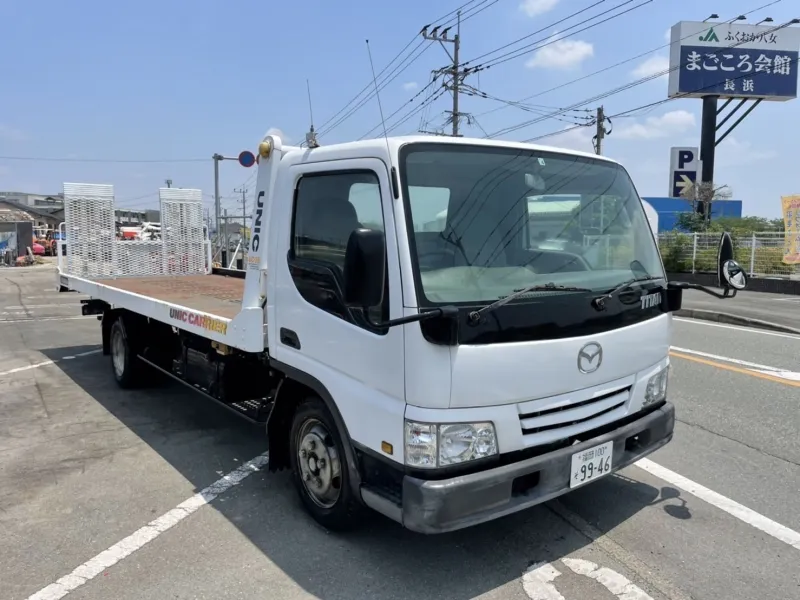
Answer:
xmin=698 ymin=95 xmax=718 ymax=217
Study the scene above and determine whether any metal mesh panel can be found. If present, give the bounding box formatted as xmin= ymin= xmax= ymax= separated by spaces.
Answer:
xmin=62 ymin=183 xmax=207 ymax=279
xmin=114 ymin=241 xmax=166 ymax=277
xmin=160 ymin=188 xmax=206 ymax=276
xmin=63 ymin=183 xmax=116 ymax=279
xmin=658 ymin=231 xmax=800 ymax=278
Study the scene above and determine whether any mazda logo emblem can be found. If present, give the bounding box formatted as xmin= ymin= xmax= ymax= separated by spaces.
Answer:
xmin=577 ymin=342 xmax=603 ymax=373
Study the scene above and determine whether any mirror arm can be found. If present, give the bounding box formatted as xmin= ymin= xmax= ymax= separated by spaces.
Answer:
xmin=365 ymin=305 xmax=459 ymax=328
xmin=668 ymin=281 xmax=737 ymax=299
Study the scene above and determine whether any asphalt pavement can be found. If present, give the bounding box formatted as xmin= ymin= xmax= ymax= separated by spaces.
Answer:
xmin=1 ymin=265 xmax=799 ymax=600
xmin=680 ymin=288 xmax=800 ymax=332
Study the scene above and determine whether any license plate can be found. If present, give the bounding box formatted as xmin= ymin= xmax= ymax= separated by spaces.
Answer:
xmin=569 ymin=441 xmax=613 ymax=489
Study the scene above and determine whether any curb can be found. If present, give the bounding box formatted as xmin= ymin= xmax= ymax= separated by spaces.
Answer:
xmin=675 ymin=308 xmax=800 ymax=335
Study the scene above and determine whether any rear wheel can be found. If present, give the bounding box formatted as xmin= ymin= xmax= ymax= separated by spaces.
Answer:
xmin=109 ymin=317 xmax=144 ymax=388
xmin=289 ymin=397 xmax=362 ymax=531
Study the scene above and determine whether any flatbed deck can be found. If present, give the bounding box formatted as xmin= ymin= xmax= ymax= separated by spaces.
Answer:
xmin=98 ymin=274 xmax=245 ymax=319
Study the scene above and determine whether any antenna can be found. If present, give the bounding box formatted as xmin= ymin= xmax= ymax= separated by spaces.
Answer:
xmin=305 ymin=79 xmax=319 ymax=148
xmin=366 ymin=40 xmax=390 ymax=145
xmin=366 ymin=39 xmax=399 ymax=198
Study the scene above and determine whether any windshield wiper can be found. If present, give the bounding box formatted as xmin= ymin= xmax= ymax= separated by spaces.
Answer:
xmin=591 ymin=276 xmax=664 ymax=311
xmin=468 ymin=282 xmax=592 ymax=324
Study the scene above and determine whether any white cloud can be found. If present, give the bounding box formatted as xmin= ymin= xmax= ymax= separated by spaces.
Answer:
xmin=402 ymin=81 xmax=418 ymax=92
xmin=519 ymin=0 xmax=560 ymax=17
xmin=631 ymin=55 xmax=669 ymax=79
xmin=614 ymin=110 xmax=695 ymax=140
xmin=716 ymin=136 xmax=777 ymax=168
xmin=0 ymin=124 xmax=28 ymax=142
xmin=664 ymin=28 xmax=671 ymax=43
xmin=526 ymin=34 xmax=594 ymax=70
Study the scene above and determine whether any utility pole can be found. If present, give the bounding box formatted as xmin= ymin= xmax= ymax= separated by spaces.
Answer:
xmin=235 ymin=187 xmax=247 ymax=260
xmin=213 ymin=154 xmax=223 ymax=252
xmin=222 ymin=208 xmax=229 ymax=265
xmin=593 ymin=106 xmax=606 ymax=155
xmin=421 ymin=11 xmax=465 ymax=136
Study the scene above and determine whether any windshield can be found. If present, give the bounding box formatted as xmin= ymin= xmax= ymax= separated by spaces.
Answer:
xmin=399 ymin=143 xmax=665 ymax=306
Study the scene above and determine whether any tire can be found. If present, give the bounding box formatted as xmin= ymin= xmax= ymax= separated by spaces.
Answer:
xmin=289 ymin=397 xmax=362 ymax=531
xmin=109 ymin=317 xmax=144 ymax=389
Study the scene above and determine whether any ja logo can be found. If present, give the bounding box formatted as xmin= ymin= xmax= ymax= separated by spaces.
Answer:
xmin=699 ymin=27 xmax=719 ymax=42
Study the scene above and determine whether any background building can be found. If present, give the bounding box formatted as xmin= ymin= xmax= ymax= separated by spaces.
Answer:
xmin=641 ymin=197 xmax=743 ymax=232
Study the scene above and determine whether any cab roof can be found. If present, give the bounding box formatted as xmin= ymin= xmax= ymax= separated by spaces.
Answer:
xmin=277 ymin=134 xmax=621 ymax=166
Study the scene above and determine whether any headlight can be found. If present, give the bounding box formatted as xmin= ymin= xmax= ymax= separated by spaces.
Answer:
xmin=644 ymin=365 xmax=669 ymax=406
xmin=404 ymin=420 xmax=497 ymax=468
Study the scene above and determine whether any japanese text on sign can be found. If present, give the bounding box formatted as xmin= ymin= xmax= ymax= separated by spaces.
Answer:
xmin=724 ymin=30 xmax=778 ymax=45
xmin=677 ymin=46 xmax=798 ymax=98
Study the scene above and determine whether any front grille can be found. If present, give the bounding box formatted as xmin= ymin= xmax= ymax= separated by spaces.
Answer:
xmin=517 ymin=379 xmax=632 ymax=447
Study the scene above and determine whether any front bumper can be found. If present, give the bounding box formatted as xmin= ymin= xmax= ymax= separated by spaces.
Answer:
xmin=363 ymin=403 xmax=674 ymax=534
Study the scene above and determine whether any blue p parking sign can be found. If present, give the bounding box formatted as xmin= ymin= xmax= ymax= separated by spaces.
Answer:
xmin=672 ymin=171 xmax=697 ymax=198
xmin=669 ymin=146 xmax=699 ymax=198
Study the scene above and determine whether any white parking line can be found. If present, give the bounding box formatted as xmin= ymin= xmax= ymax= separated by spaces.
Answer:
xmin=5 ymin=304 xmax=81 ymax=310
xmin=673 ymin=318 xmax=800 ymax=340
xmin=0 ymin=316 xmax=95 ymax=324
xmin=27 ymin=453 xmax=269 ymax=600
xmin=26 ymin=295 xmax=88 ymax=300
xmin=0 ymin=349 xmax=101 ymax=377
xmin=670 ymin=346 xmax=800 ymax=382
xmin=636 ymin=459 xmax=800 ymax=551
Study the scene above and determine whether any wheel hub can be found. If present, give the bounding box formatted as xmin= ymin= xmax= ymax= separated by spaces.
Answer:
xmin=296 ymin=419 xmax=342 ymax=508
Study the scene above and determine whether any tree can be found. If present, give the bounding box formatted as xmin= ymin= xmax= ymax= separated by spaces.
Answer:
xmin=676 ymin=181 xmax=733 ymax=232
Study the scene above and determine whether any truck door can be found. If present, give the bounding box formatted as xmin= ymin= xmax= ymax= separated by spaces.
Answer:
xmin=272 ymin=158 xmax=405 ymax=453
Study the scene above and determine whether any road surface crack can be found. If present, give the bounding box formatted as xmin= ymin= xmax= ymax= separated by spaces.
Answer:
xmin=677 ymin=417 xmax=800 ymax=468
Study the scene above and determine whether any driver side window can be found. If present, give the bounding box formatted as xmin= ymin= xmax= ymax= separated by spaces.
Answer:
xmin=290 ymin=170 xmax=388 ymax=331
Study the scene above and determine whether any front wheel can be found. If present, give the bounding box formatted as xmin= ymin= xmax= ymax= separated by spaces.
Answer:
xmin=289 ymin=397 xmax=362 ymax=531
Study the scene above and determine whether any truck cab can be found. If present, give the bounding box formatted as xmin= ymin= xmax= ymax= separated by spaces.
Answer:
xmin=252 ymin=134 xmax=745 ymax=533
xmin=57 ymin=133 xmax=747 ymax=534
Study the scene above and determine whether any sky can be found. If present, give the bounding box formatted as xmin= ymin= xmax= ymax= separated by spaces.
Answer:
xmin=1 ymin=0 xmax=798 ymax=219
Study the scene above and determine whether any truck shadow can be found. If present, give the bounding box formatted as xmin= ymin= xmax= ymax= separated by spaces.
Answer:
xmin=46 ymin=348 xmax=691 ymax=600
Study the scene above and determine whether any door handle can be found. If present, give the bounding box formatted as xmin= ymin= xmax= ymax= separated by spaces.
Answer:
xmin=279 ymin=328 xmax=301 ymax=349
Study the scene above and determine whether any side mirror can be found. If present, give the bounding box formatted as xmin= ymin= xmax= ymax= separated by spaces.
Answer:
xmin=721 ymin=259 xmax=747 ymax=290
xmin=343 ymin=228 xmax=385 ymax=308
xmin=717 ymin=232 xmax=747 ymax=291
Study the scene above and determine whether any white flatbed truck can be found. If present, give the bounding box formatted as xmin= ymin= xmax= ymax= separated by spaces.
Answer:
xmin=56 ymin=134 xmax=748 ymax=534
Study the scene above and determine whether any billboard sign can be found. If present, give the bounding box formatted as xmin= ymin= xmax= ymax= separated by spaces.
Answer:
xmin=668 ymin=21 xmax=800 ymax=101
xmin=669 ymin=146 xmax=699 ymax=198
xmin=781 ymin=195 xmax=800 ymax=265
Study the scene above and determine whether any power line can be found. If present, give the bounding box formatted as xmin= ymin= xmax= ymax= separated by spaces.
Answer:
xmin=0 ymin=156 xmax=206 ymax=163
xmin=475 ymin=0 xmax=786 ymax=119
xmin=461 ymin=84 xmax=595 ymax=125
xmin=464 ymin=0 xmax=653 ymax=73
xmin=461 ymin=0 xmax=611 ymax=66
xmin=318 ymin=41 xmax=432 ymax=137
xmin=316 ymin=0 xmax=488 ymax=138
xmin=321 ymin=0 xmax=504 ymax=139
xmin=522 ymin=23 xmax=796 ymax=147
xmin=487 ymin=15 xmax=796 ymax=139
xmin=359 ymin=76 xmax=442 ymax=139
xmin=386 ymin=87 xmax=451 ymax=135
xmin=316 ymin=0 xmax=483 ymax=133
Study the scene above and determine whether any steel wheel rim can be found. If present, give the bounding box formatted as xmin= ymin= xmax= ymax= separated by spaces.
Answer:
xmin=111 ymin=327 xmax=126 ymax=378
xmin=296 ymin=418 xmax=342 ymax=509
